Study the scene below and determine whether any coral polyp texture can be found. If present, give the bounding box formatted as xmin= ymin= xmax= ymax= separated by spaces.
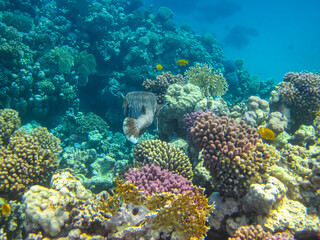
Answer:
xmin=125 ymin=164 xmax=195 ymax=196
xmin=276 ymin=72 xmax=320 ymax=127
xmin=0 ymin=109 xmax=62 ymax=198
xmin=133 ymin=139 xmax=193 ymax=180
xmin=228 ymin=225 xmax=295 ymax=240
xmin=142 ymin=71 xmax=185 ymax=104
xmin=0 ymin=109 xmax=21 ymax=145
xmin=184 ymin=63 xmax=228 ymax=98
xmin=190 ymin=111 xmax=274 ymax=196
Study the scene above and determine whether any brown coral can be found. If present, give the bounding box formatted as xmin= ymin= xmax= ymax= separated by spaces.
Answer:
xmin=228 ymin=225 xmax=271 ymax=240
xmin=276 ymin=72 xmax=320 ymax=127
xmin=0 ymin=130 xmax=61 ymax=198
xmin=190 ymin=111 xmax=275 ymax=196
xmin=142 ymin=71 xmax=184 ymax=104
xmin=0 ymin=109 xmax=21 ymax=146
xmin=133 ymin=139 xmax=193 ymax=180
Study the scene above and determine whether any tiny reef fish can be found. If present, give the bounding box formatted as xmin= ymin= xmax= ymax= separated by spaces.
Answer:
xmin=176 ymin=59 xmax=189 ymax=66
xmin=1 ymin=203 xmax=11 ymax=215
xmin=257 ymin=126 xmax=275 ymax=140
xmin=156 ymin=64 xmax=163 ymax=71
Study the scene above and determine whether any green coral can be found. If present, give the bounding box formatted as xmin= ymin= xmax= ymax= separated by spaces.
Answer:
xmin=184 ymin=63 xmax=228 ymax=98
xmin=73 ymin=50 xmax=97 ymax=86
xmin=42 ymin=47 xmax=74 ymax=74
xmin=1 ymin=11 xmax=33 ymax=33
xmin=0 ymin=109 xmax=21 ymax=146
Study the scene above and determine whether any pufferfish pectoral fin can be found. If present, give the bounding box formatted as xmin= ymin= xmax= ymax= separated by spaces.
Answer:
xmin=123 ymin=117 xmax=139 ymax=144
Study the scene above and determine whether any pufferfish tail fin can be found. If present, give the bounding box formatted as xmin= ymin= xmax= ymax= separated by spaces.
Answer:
xmin=123 ymin=117 xmax=139 ymax=144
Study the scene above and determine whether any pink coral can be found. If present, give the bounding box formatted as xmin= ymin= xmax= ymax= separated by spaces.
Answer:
xmin=124 ymin=164 xmax=195 ymax=196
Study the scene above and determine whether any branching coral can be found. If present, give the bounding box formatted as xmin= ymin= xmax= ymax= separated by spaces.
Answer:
xmin=0 ymin=132 xmax=59 ymax=198
xmin=133 ymin=139 xmax=193 ymax=180
xmin=0 ymin=109 xmax=21 ymax=146
xmin=276 ymin=72 xmax=320 ymax=127
xmin=190 ymin=111 xmax=275 ymax=196
xmin=185 ymin=63 xmax=228 ymax=98
xmin=125 ymin=164 xmax=195 ymax=196
xmin=113 ymin=177 xmax=214 ymax=239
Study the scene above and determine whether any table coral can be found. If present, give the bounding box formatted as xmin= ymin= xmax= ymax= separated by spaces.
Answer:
xmin=133 ymin=139 xmax=193 ymax=180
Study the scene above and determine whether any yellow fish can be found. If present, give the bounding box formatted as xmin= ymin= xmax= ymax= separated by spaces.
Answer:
xmin=156 ymin=64 xmax=163 ymax=71
xmin=176 ymin=59 xmax=189 ymax=66
xmin=1 ymin=203 xmax=11 ymax=215
xmin=257 ymin=127 xmax=275 ymax=140
xmin=317 ymin=109 xmax=320 ymax=116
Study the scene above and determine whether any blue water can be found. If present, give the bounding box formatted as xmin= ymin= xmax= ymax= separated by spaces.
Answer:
xmin=145 ymin=0 xmax=320 ymax=81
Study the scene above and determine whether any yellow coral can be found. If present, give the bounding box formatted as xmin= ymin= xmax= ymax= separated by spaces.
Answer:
xmin=184 ymin=63 xmax=228 ymax=98
xmin=103 ymin=178 xmax=214 ymax=239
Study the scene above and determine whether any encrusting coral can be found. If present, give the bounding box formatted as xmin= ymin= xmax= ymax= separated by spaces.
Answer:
xmin=133 ymin=139 xmax=193 ymax=180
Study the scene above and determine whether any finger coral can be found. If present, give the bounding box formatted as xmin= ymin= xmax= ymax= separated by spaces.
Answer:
xmin=228 ymin=225 xmax=271 ymax=240
xmin=133 ymin=139 xmax=193 ymax=180
xmin=0 ymin=129 xmax=61 ymax=198
xmin=276 ymin=72 xmax=320 ymax=127
xmin=190 ymin=111 xmax=274 ymax=196
xmin=125 ymin=164 xmax=195 ymax=196
xmin=0 ymin=109 xmax=21 ymax=145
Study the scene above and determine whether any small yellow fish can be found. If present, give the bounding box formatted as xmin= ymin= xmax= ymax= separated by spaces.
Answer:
xmin=176 ymin=59 xmax=189 ymax=66
xmin=257 ymin=127 xmax=275 ymax=140
xmin=1 ymin=203 xmax=11 ymax=215
xmin=317 ymin=109 xmax=320 ymax=116
xmin=156 ymin=64 xmax=163 ymax=71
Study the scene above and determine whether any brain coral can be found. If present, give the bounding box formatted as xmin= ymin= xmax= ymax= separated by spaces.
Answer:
xmin=0 ymin=109 xmax=21 ymax=145
xmin=133 ymin=139 xmax=193 ymax=180
xmin=276 ymin=72 xmax=320 ymax=127
xmin=157 ymin=83 xmax=202 ymax=139
xmin=125 ymin=164 xmax=195 ymax=196
xmin=190 ymin=111 xmax=274 ymax=196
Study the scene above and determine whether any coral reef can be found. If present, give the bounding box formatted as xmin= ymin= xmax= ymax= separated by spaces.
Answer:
xmin=0 ymin=108 xmax=21 ymax=145
xmin=190 ymin=111 xmax=275 ymax=196
xmin=157 ymin=83 xmax=202 ymax=139
xmin=185 ymin=63 xmax=228 ymax=98
xmin=133 ymin=139 xmax=193 ymax=180
xmin=274 ymin=72 xmax=320 ymax=128
xmin=125 ymin=164 xmax=195 ymax=196
xmin=142 ymin=71 xmax=184 ymax=104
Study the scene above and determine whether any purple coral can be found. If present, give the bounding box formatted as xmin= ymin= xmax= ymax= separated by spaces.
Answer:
xmin=191 ymin=111 xmax=259 ymax=170
xmin=277 ymin=72 xmax=320 ymax=126
xmin=124 ymin=164 xmax=195 ymax=196
xmin=184 ymin=110 xmax=210 ymax=140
